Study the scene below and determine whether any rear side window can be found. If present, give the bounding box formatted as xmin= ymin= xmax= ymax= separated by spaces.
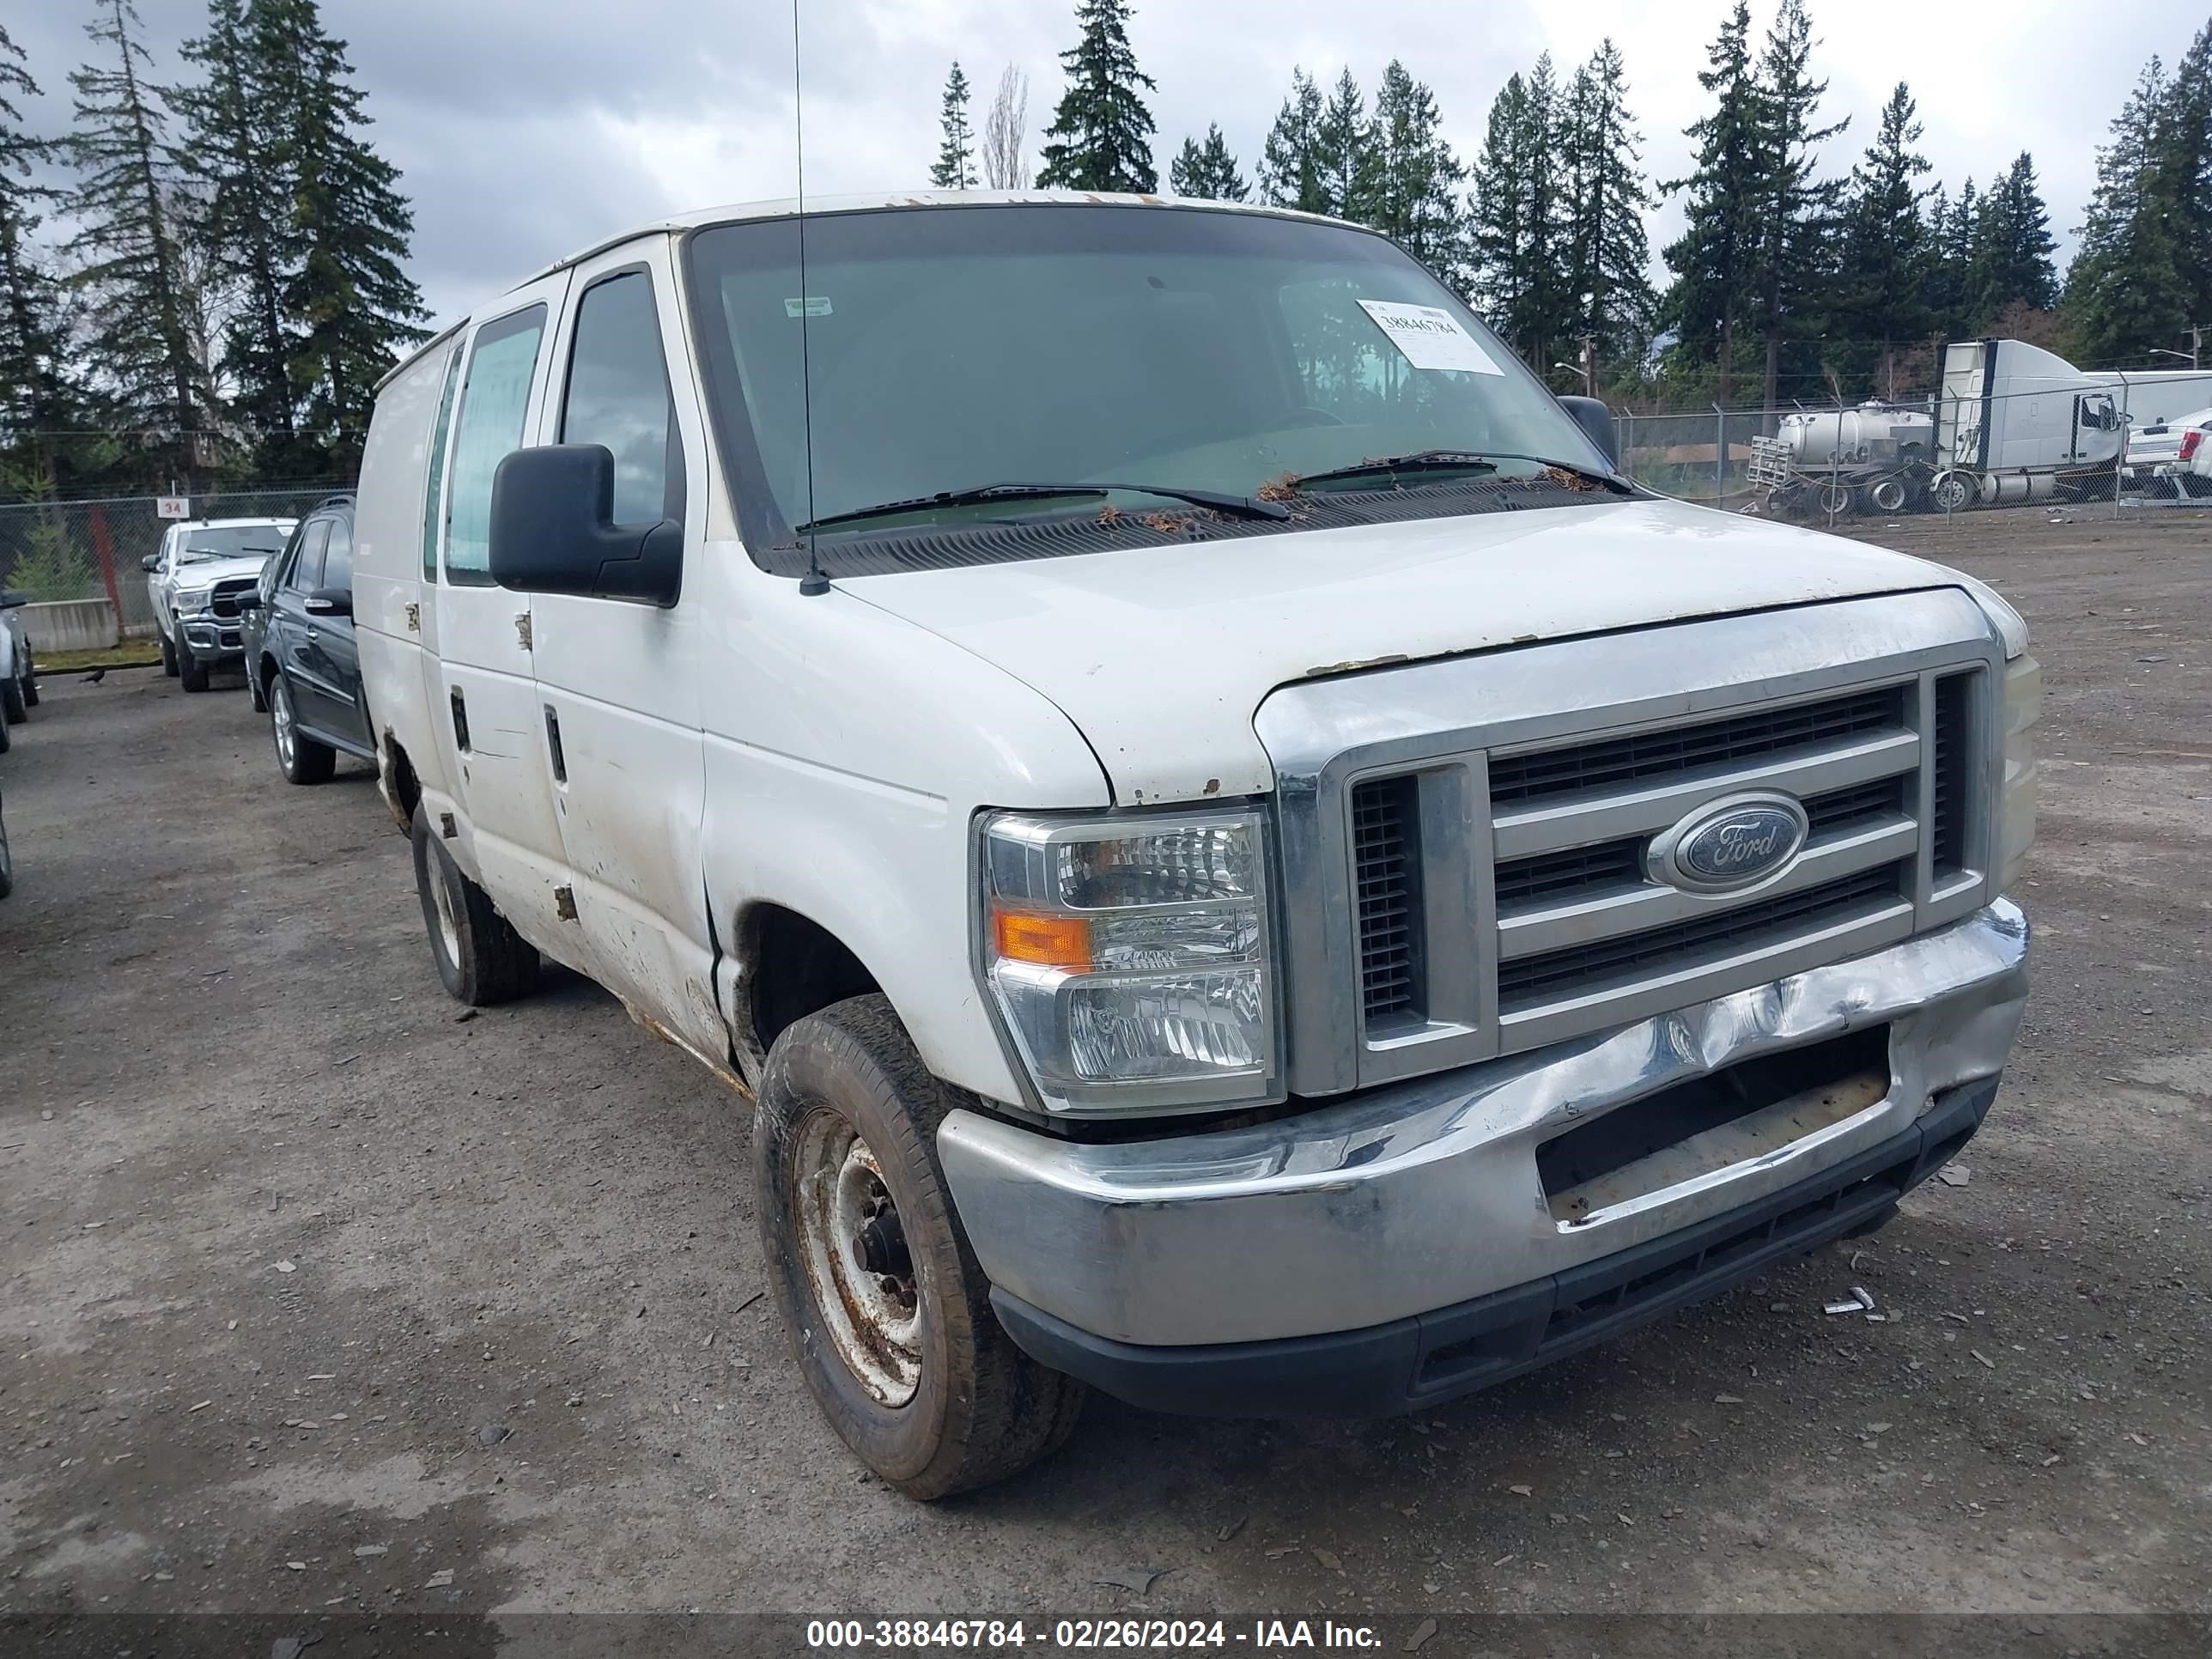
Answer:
xmin=289 ymin=521 xmax=331 ymax=592
xmin=422 ymin=345 xmax=462 ymax=580
xmin=560 ymin=270 xmax=684 ymax=526
xmin=322 ymin=517 xmax=355 ymax=592
xmin=445 ymin=305 xmax=548 ymax=585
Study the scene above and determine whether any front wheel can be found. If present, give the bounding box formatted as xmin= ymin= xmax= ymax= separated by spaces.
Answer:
xmin=160 ymin=630 xmax=179 ymax=677
xmin=20 ymin=653 xmax=35 ymax=707
xmin=754 ymin=994 xmax=1085 ymax=1499
xmin=177 ymin=636 xmax=209 ymax=693
xmin=270 ymin=675 xmax=336 ymax=784
xmin=1 ymin=673 xmax=23 ymax=725
xmin=0 ymin=795 xmax=12 ymax=900
xmin=410 ymin=804 xmax=539 ymax=1005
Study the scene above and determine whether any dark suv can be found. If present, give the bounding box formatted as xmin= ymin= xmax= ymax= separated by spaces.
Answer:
xmin=240 ymin=495 xmax=371 ymax=784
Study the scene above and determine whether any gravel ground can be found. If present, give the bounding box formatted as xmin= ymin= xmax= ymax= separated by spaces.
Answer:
xmin=0 ymin=507 xmax=2206 ymax=1644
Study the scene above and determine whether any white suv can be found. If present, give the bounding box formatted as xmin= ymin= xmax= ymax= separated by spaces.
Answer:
xmin=354 ymin=191 xmax=2039 ymax=1498
xmin=143 ymin=518 xmax=295 ymax=691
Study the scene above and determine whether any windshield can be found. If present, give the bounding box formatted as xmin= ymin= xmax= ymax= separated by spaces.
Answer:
xmin=175 ymin=525 xmax=289 ymax=564
xmin=684 ymin=205 xmax=1610 ymax=570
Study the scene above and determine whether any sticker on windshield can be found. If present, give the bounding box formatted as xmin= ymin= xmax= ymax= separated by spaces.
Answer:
xmin=784 ymin=295 xmax=833 ymax=317
xmin=1357 ymin=301 xmax=1503 ymax=374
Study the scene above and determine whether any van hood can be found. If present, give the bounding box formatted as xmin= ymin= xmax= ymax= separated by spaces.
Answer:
xmin=844 ymin=496 xmax=1976 ymax=806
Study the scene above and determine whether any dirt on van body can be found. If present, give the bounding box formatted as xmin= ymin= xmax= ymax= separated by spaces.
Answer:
xmin=1 ymin=506 xmax=2207 ymax=1647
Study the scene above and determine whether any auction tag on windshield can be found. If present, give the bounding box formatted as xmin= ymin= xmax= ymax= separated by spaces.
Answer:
xmin=1357 ymin=301 xmax=1503 ymax=374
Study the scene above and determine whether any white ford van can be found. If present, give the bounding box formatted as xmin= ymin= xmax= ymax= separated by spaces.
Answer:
xmin=355 ymin=191 xmax=2037 ymax=1498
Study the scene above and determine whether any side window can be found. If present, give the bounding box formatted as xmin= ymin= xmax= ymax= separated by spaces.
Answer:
xmin=322 ymin=517 xmax=354 ymax=592
xmin=289 ymin=521 xmax=331 ymax=592
xmin=264 ymin=523 xmax=304 ymax=598
xmin=560 ymin=270 xmax=684 ymax=525
xmin=445 ymin=305 xmax=549 ymax=584
xmin=422 ymin=344 xmax=462 ymax=580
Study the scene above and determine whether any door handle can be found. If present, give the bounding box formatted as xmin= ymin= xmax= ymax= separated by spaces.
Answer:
xmin=306 ymin=629 xmax=319 ymax=642
xmin=544 ymin=705 xmax=566 ymax=783
xmin=450 ymin=687 xmax=471 ymax=753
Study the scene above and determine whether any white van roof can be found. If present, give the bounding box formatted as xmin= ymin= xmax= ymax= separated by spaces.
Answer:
xmin=380 ymin=191 xmax=1353 ymax=392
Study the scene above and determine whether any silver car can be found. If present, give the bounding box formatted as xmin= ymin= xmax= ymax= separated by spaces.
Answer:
xmin=142 ymin=518 xmax=296 ymax=692
xmin=0 ymin=586 xmax=37 ymax=749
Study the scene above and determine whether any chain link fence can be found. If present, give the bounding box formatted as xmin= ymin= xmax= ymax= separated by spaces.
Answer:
xmin=0 ymin=485 xmax=346 ymax=641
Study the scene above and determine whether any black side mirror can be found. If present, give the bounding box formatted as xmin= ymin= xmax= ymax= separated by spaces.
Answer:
xmin=234 ymin=591 xmax=263 ymax=613
xmin=1557 ymin=395 xmax=1620 ymax=469
xmin=489 ymin=445 xmax=682 ymax=607
xmin=142 ymin=553 xmax=161 ymax=572
xmin=304 ymin=587 xmax=352 ymax=617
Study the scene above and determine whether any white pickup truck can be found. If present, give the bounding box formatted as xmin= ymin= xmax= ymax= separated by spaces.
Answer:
xmin=354 ymin=191 xmax=2038 ymax=1498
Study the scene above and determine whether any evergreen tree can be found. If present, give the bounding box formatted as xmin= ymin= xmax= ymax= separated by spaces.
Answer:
xmin=65 ymin=0 xmax=213 ymax=489
xmin=1832 ymin=81 xmax=1932 ymax=395
xmin=1168 ymin=124 xmax=1248 ymax=201
xmin=1257 ymin=69 xmax=1328 ymax=214
xmin=930 ymin=61 xmax=976 ymax=190
xmin=1559 ymin=40 xmax=1656 ymax=366
xmin=1966 ymin=152 xmax=2057 ymax=323
xmin=2160 ymin=23 xmax=2212 ymax=330
xmin=1751 ymin=0 xmax=1847 ymax=405
xmin=1365 ymin=62 xmax=1466 ymax=284
xmin=258 ymin=0 xmax=428 ymax=472
xmin=1 ymin=24 xmax=88 ymax=495
xmin=1036 ymin=0 xmax=1156 ymax=193
xmin=1468 ymin=71 xmax=1545 ymax=356
xmin=1315 ymin=69 xmax=1376 ymax=222
xmin=1659 ymin=0 xmax=1769 ymax=404
xmin=2063 ymin=58 xmax=2192 ymax=365
xmin=176 ymin=0 xmax=298 ymax=467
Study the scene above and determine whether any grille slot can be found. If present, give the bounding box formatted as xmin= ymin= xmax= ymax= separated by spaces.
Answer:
xmin=210 ymin=579 xmax=258 ymax=620
xmin=1488 ymin=685 xmax=1908 ymax=806
xmin=1352 ymin=776 xmax=1422 ymax=1024
xmin=1498 ymin=863 xmax=1909 ymax=1012
xmin=1492 ymin=776 xmax=1916 ymax=918
xmin=1930 ymin=672 xmax=1974 ymax=878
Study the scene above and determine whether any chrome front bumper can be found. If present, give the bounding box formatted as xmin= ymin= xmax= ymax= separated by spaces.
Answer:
xmin=939 ymin=899 xmax=2028 ymax=1351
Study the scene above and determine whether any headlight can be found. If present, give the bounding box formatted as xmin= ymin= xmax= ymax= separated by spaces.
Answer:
xmin=1998 ymin=653 xmax=2039 ymax=892
xmin=977 ymin=808 xmax=1281 ymax=1115
xmin=173 ymin=586 xmax=213 ymax=614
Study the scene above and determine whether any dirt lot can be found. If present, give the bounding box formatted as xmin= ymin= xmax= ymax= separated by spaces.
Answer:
xmin=1 ymin=507 xmax=2208 ymax=1646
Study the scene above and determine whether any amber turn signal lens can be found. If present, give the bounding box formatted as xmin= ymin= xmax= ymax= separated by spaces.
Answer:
xmin=992 ymin=906 xmax=1093 ymax=970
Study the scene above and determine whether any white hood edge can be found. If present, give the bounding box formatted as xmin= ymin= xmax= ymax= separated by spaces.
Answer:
xmin=845 ymin=496 xmax=1981 ymax=807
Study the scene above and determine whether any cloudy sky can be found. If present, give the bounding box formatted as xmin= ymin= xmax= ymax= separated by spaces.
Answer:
xmin=8 ymin=0 xmax=2203 ymax=328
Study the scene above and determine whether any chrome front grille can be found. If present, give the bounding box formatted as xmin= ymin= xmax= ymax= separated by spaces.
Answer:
xmin=1256 ymin=590 xmax=2008 ymax=1098
xmin=210 ymin=579 xmax=257 ymax=619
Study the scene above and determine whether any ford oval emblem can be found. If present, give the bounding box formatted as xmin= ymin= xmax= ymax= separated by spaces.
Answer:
xmin=1650 ymin=793 xmax=1808 ymax=894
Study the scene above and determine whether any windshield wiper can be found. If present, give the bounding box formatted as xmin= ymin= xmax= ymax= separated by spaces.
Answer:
xmin=798 ymin=480 xmax=1290 ymax=533
xmin=1291 ymin=450 xmax=1626 ymax=493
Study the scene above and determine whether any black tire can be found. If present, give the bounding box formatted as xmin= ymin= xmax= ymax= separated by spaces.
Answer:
xmin=247 ymin=655 xmax=268 ymax=713
xmin=410 ymin=803 xmax=539 ymax=1005
xmin=19 ymin=653 xmax=35 ymax=707
xmin=0 ymin=797 xmax=12 ymax=901
xmin=755 ymin=994 xmax=1085 ymax=1499
xmin=178 ymin=635 xmax=209 ymax=693
xmin=270 ymin=675 xmax=336 ymax=785
xmin=0 ymin=704 xmax=10 ymax=753
xmin=1 ymin=674 xmax=22 ymax=725
xmin=160 ymin=630 xmax=179 ymax=677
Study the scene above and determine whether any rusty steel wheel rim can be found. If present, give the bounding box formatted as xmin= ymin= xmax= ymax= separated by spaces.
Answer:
xmin=791 ymin=1106 xmax=921 ymax=1407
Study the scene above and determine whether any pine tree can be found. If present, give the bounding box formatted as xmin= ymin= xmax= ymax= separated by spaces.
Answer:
xmin=1036 ymin=0 xmax=1157 ymax=192
xmin=1559 ymin=40 xmax=1656 ymax=367
xmin=1315 ymin=69 xmax=1376 ymax=222
xmin=1832 ymin=82 xmax=1932 ymax=396
xmin=1468 ymin=72 xmax=1540 ymax=351
xmin=258 ymin=0 xmax=428 ymax=472
xmin=1659 ymin=0 xmax=1769 ymax=404
xmin=2063 ymin=58 xmax=2192 ymax=365
xmin=1364 ymin=62 xmax=1466 ymax=286
xmin=1168 ymin=124 xmax=1248 ymax=201
xmin=0 ymin=23 xmax=86 ymax=496
xmin=1258 ymin=69 xmax=1328 ymax=214
xmin=930 ymin=61 xmax=976 ymax=190
xmin=1966 ymin=152 xmax=2057 ymax=324
xmin=2161 ymin=23 xmax=2212 ymax=331
xmin=64 ymin=0 xmax=212 ymax=488
xmin=1751 ymin=0 xmax=1847 ymax=405
xmin=176 ymin=0 xmax=298 ymax=469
